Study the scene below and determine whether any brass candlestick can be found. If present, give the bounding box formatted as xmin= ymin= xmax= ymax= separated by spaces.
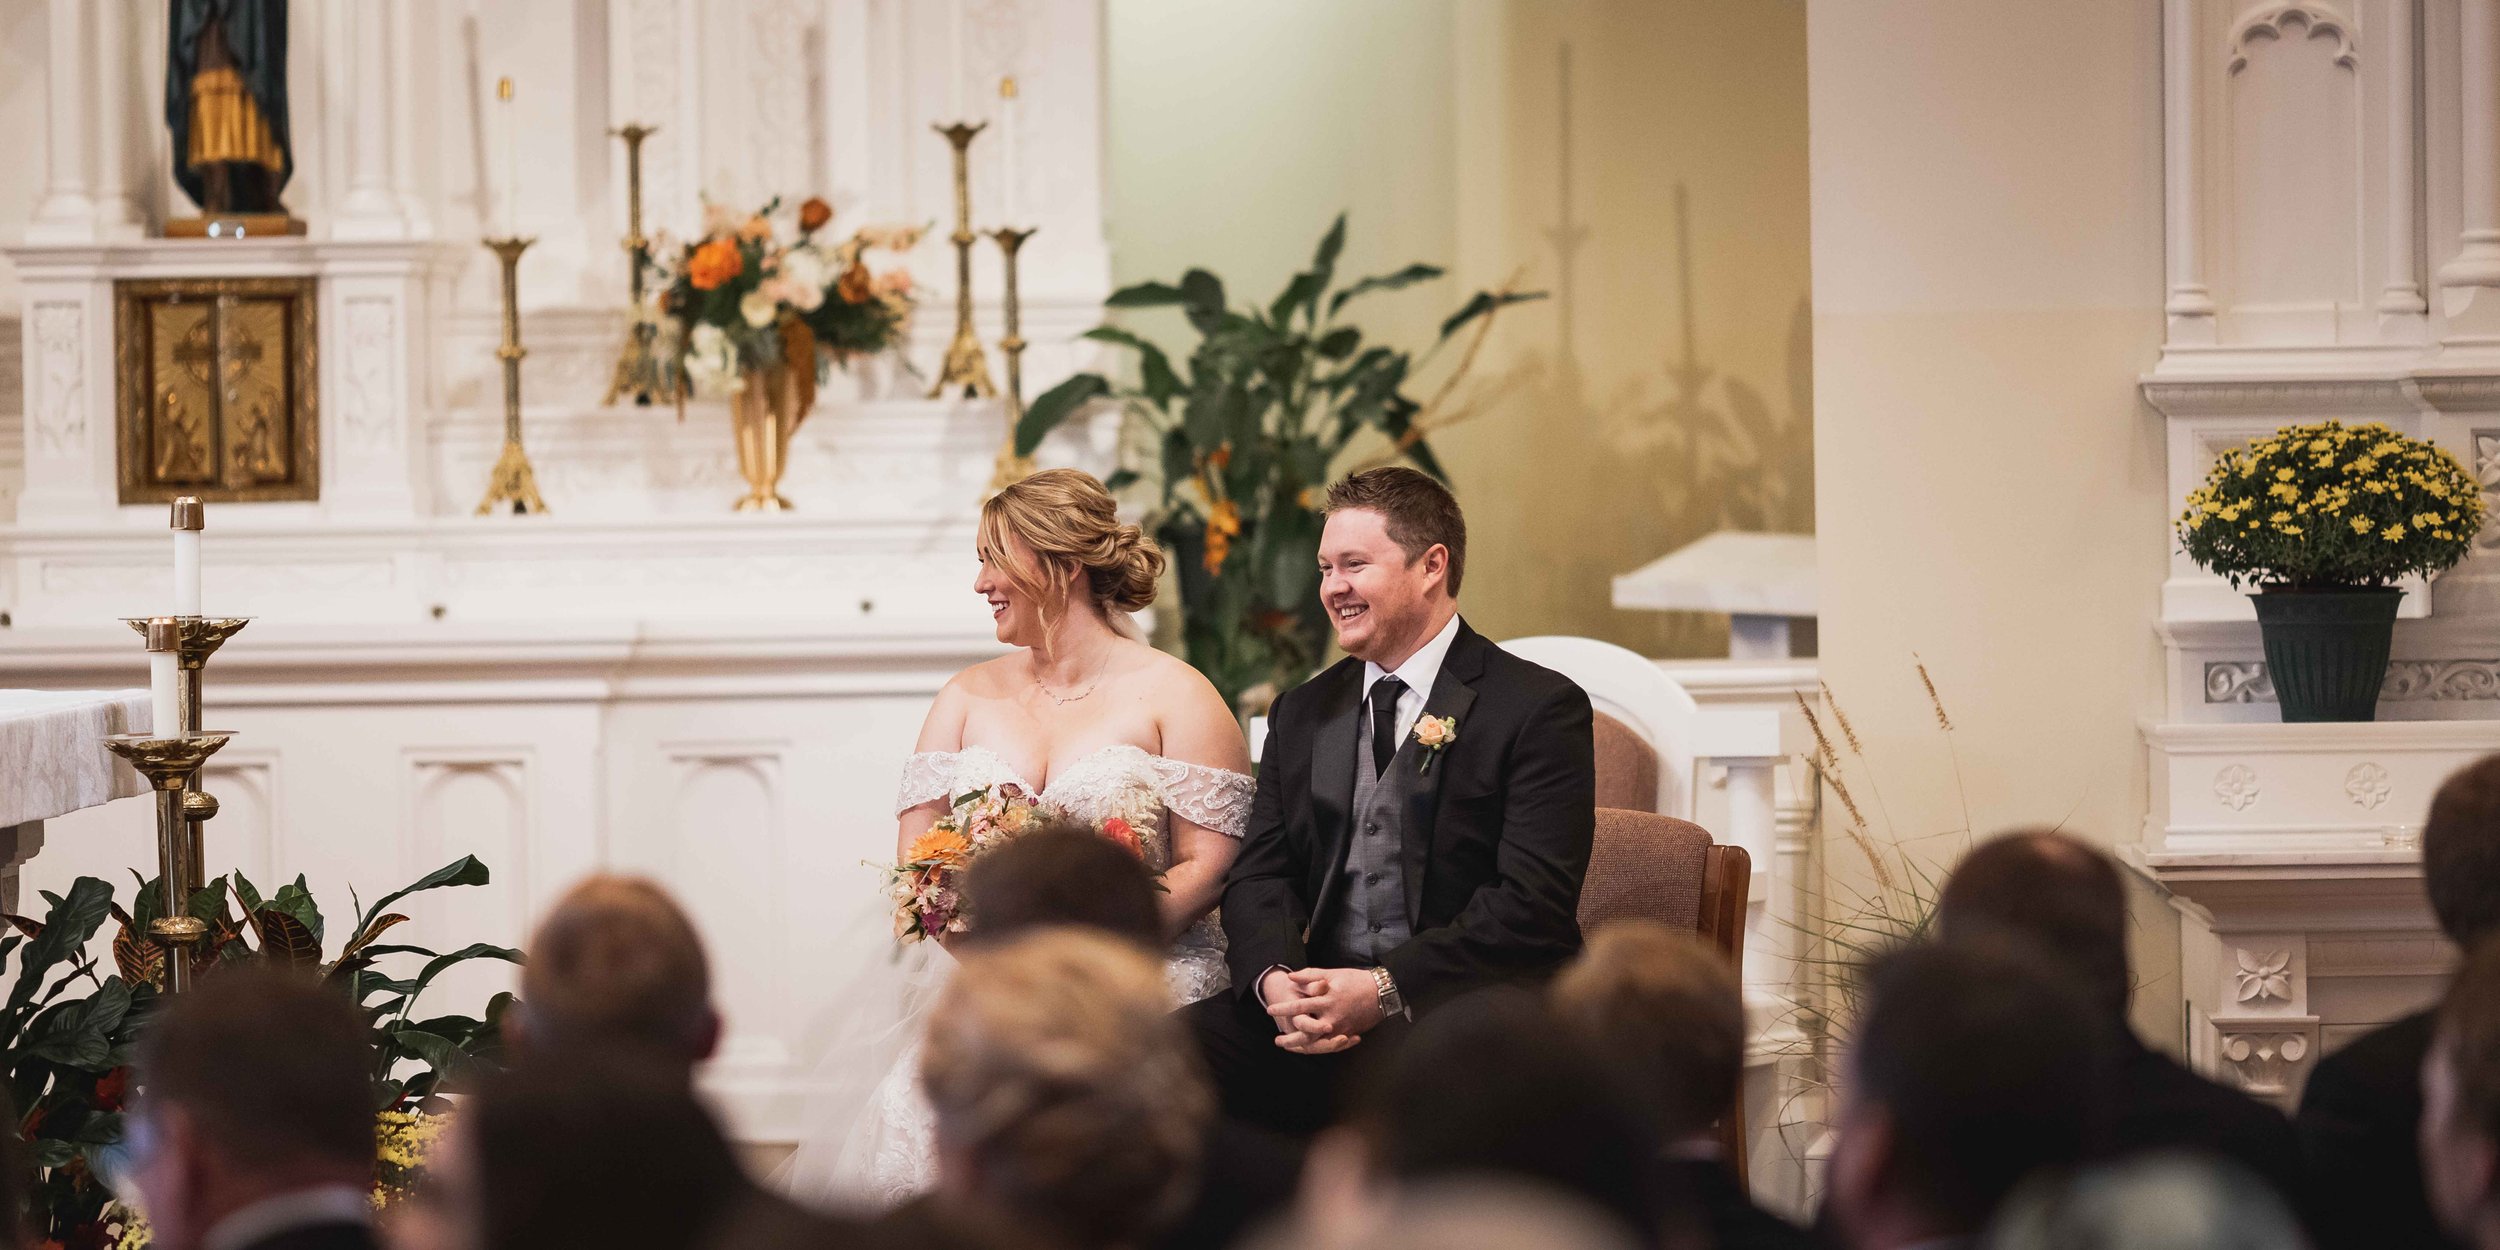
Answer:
xmin=986 ymin=226 xmax=1038 ymax=492
xmin=122 ymin=613 xmax=249 ymax=897
xmin=104 ymin=728 xmax=231 ymax=994
xmin=930 ymin=122 xmax=997 ymax=399
xmin=603 ymin=124 xmax=677 ymax=407
xmin=477 ymin=236 xmax=549 ymax=514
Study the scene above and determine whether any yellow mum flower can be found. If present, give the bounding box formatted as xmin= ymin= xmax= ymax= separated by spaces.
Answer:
xmin=2276 ymin=468 xmax=2296 ymax=481
xmin=2385 ymin=523 xmax=2407 ymax=541
xmin=2351 ymin=516 xmax=2373 ymax=533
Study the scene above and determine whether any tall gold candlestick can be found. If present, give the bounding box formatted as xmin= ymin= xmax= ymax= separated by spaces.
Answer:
xmin=604 ymin=123 xmax=676 ymax=406
xmin=930 ymin=122 xmax=997 ymax=400
xmin=477 ymin=236 xmax=549 ymax=514
xmin=107 ymin=616 xmax=233 ymax=996
xmin=986 ymin=226 xmax=1038 ymax=491
xmin=123 ymin=612 xmax=249 ymax=897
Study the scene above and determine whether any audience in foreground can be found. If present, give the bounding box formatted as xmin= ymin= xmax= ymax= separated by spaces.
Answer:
xmin=1931 ymin=830 xmax=2304 ymax=1205
xmin=1551 ymin=921 xmax=1812 ymax=1250
xmin=1824 ymin=938 xmax=2112 ymax=1250
xmin=2302 ymin=752 xmax=2500 ymax=1250
xmin=912 ymin=927 xmax=1213 ymax=1250
xmin=1985 ymin=1152 xmax=2309 ymax=1250
xmin=2423 ymin=935 xmax=2500 ymax=1250
xmin=510 ymin=873 xmax=721 ymax=1079
xmin=1253 ymin=1182 xmax=1646 ymax=1250
xmin=1295 ymin=989 xmax=1684 ymax=1248
xmin=129 ymin=966 xmax=381 ymax=1250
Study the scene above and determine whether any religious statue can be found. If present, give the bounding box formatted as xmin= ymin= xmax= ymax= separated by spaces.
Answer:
xmin=164 ymin=0 xmax=298 ymax=230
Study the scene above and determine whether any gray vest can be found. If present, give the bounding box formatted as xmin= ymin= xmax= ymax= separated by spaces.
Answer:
xmin=1324 ymin=694 xmax=1417 ymax=964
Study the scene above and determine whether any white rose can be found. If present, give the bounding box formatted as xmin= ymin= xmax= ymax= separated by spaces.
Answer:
xmin=739 ymin=288 xmax=779 ymax=328
xmin=779 ymin=246 xmax=831 ymax=311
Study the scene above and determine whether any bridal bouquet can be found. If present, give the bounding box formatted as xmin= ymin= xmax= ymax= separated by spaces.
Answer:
xmin=886 ymin=786 xmax=1159 ymax=945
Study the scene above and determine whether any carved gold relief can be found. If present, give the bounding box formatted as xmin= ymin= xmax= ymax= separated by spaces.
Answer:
xmin=115 ymin=277 xmax=319 ymax=504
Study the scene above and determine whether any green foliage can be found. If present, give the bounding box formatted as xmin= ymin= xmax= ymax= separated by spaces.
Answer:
xmin=1 ymin=858 xmax=519 ymax=1246
xmin=2177 ymin=420 xmax=2486 ymax=589
xmin=1017 ymin=214 xmax=1543 ymax=710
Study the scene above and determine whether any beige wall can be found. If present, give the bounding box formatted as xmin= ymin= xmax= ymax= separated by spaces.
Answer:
xmin=1806 ymin=0 xmax=2183 ymax=1041
xmin=1104 ymin=0 xmax=1812 ymax=656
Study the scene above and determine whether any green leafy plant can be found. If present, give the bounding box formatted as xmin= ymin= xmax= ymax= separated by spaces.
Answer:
xmin=2177 ymin=420 xmax=2486 ymax=588
xmin=1 ymin=858 xmax=519 ymax=1248
xmin=1016 ymin=215 xmax=1541 ymax=711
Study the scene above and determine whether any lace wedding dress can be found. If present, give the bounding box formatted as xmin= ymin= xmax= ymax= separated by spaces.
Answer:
xmin=778 ymin=744 xmax=1254 ymax=1212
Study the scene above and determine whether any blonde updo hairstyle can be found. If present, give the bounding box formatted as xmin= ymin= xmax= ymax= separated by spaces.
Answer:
xmin=978 ymin=470 xmax=1163 ymax=637
xmin=921 ymin=928 xmax=1212 ymax=1248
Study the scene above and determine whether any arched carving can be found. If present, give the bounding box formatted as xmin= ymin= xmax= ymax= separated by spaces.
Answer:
xmin=2228 ymin=3 xmax=2359 ymax=74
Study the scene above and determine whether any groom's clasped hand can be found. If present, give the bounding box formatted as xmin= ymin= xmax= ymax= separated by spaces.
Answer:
xmin=1261 ymin=966 xmax=1383 ymax=1053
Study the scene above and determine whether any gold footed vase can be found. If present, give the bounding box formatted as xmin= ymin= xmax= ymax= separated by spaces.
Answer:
xmin=731 ymin=366 xmax=808 ymax=512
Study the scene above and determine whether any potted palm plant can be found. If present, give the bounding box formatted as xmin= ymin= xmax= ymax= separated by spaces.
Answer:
xmin=1014 ymin=215 xmax=1539 ymax=713
xmin=2176 ymin=420 xmax=2486 ymax=721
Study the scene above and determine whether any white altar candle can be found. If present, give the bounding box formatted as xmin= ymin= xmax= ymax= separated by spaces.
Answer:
xmin=497 ymin=77 xmax=518 ymax=234
xmin=172 ymin=496 xmax=202 ymax=616
xmin=149 ymin=648 xmax=179 ymax=736
xmin=1001 ymin=77 xmax=1021 ymax=224
xmin=950 ymin=5 xmax=966 ymax=118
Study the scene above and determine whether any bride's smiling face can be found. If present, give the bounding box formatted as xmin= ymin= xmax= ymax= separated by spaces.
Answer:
xmin=975 ymin=533 xmax=1057 ymax=647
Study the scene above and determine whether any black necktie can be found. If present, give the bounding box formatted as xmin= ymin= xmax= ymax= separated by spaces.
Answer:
xmin=1370 ymin=675 xmax=1405 ymax=778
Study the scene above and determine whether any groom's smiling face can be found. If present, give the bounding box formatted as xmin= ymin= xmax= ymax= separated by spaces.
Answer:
xmin=1319 ymin=507 xmax=1450 ymax=666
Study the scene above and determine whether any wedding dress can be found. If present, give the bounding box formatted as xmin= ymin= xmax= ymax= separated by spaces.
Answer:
xmin=778 ymin=743 xmax=1254 ymax=1212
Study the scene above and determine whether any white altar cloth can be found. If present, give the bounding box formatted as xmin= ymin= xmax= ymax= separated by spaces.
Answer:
xmin=0 ymin=690 xmax=150 ymax=827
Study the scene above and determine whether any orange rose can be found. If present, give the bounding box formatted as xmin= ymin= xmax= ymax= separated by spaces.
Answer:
xmin=687 ymin=238 xmax=743 ymax=291
xmin=1100 ymin=816 xmax=1145 ymax=860
xmin=837 ymin=262 xmax=875 ymax=304
xmin=798 ymin=197 xmax=833 ymax=233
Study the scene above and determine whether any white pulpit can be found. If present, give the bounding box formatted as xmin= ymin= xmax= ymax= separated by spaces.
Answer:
xmin=1614 ymin=531 xmax=1817 ymax=660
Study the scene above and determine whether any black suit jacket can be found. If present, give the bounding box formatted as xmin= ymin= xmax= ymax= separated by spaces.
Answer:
xmin=233 ymin=1224 xmax=380 ymax=1250
xmin=1658 ymin=1157 xmax=1815 ymax=1250
xmin=2296 ymin=1010 xmax=2459 ymax=1250
xmin=1221 ymin=620 xmax=1595 ymax=1011
xmin=2108 ymin=1036 xmax=2306 ymax=1209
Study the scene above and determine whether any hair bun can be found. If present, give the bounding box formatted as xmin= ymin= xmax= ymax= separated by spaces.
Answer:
xmin=1097 ymin=524 xmax=1166 ymax=613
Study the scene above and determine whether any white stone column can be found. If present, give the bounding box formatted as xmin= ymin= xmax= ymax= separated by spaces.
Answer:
xmin=89 ymin=0 xmax=148 ymax=238
xmin=27 ymin=0 xmax=98 ymax=242
xmin=2440 ymin=0 xmax=2500 ymax=328
xmin=2163 ymin=0 xmax=2216 ymax=341
xmin=333 ymin=0 xmax=411 ymax=239
xmin=2381 ymin=0 xmax=2426 ymax=318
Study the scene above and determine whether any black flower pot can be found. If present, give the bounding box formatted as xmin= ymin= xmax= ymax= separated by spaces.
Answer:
xmin=2250 ymin=586 xmax=2402 ymax=722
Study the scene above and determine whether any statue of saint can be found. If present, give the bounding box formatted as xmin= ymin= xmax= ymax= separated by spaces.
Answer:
xmin=165 ymin=0 xmax=293 ymax=219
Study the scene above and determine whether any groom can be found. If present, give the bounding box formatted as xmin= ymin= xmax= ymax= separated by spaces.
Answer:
xmin=1187 ymin=466 xmax=1596 ymax=1134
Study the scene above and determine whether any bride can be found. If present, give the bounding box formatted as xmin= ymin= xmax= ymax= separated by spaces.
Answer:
xmin=781 ymin=468 xmax=1255 ymax=1210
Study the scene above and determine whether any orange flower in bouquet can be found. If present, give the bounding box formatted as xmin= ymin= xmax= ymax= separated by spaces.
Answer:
xmin=1098 ymin=816 xmax=1146 ymax=861
xmin=798 ymin=196 xmax=834 ymax=233
xmin=686 ymin=237 xmax=744 ymax=291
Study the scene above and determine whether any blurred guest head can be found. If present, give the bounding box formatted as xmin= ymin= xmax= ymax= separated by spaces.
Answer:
xmin=960 ymin=821 xmax=1160 ymax=950
xmin=1934 ymin=830 xmax=2131 ymax=1018
xmin=1255 ymin=1181 xmax=1647 ymax=1250
xmin=2428 ymin=755 xmax=2500 ymax=950
xmin=1313 ymin=990 xmax=1666 ymax=1245
xmin=1985 ymin=1152 xmax=2307 ymax=1250
xmin=1826 ymin=939 xmax=2113 ymax=1250
xmin=406 ymin=1053 xmax=750 ymax=1250
xmin=2424 ymin=935 xmax=2500 ymax=1248
xmin=1552 ymin=921 xmax=1745 ymax=1145
xmin=513 ymin=875 xmax=717 ymax=1073
xmin=921 ymin=928 xmax=1210 ymax=1249
xmin=131 ymin=965 xmax=378 ymax=1250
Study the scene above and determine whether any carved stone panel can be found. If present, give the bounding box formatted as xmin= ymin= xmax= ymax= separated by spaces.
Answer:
xmin=113 ymin=278 xmax=319 ymax=503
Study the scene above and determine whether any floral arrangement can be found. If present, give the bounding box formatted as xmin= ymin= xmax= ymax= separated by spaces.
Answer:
xmin=659 ymin=196 xmax=923 ymax=399
xmin=886 ymin=786 xmax=1160 ymax=945
xmin=2177 ymin=420 xmax=2487 ymax=588
xmin=9 ymin=858 xmax=516 ymax=1249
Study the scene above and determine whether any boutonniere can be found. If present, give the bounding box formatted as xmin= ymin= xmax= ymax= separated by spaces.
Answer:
xmin=1412 ymin=715 xmax=1459 ymax=774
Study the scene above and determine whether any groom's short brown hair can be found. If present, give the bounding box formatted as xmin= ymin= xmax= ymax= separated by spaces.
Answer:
xmin=1325 ymin=466 xmax=1467 ymax=596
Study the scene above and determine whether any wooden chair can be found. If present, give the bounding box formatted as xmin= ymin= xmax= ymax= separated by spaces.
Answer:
xmin=1498 ymin=635 xmax=1699 ymax=817
xmin=1578 ymin=806 xmax=1753 ymax=1182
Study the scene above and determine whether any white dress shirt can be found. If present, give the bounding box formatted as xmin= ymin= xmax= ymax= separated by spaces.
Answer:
xmin=1363 ymin=612 xmax=1463 ymax=740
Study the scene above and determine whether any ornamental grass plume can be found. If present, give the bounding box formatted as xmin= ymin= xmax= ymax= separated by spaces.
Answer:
xmin=2176 ymin=420 xmax=2485 ymax=588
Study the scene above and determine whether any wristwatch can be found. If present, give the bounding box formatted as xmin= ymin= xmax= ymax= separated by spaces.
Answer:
xmin=1371 ymin=966 xmax=1407 ymax=1019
